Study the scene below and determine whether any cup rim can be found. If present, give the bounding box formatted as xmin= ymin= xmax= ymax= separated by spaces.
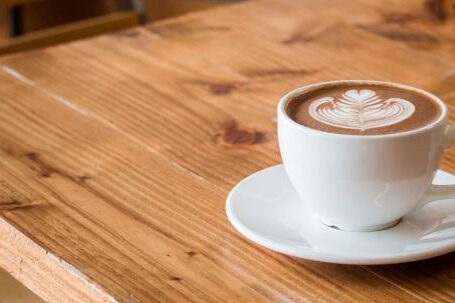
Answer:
xmin=278 ymin=80 xmax=448 ymax=139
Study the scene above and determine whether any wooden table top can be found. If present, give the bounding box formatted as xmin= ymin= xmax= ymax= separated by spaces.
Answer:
xmin=0 ymin=0 xmax=454 ymax=302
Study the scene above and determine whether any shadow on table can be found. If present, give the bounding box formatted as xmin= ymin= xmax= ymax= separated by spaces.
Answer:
xmin=286 ymin=250 xmax=454 ymax=297
xmin=367 ymin=251 xmax=455 ymax=278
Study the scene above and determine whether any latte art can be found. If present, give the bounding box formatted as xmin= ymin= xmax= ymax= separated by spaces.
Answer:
xmin=308 ymin=89 xmax=415 ymax=131
xmin=288 ymin=83 xmax=442 ymax=135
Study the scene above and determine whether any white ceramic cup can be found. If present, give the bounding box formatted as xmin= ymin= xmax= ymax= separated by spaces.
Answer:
xmin=278 ymin=80 xmax=455 ymax=232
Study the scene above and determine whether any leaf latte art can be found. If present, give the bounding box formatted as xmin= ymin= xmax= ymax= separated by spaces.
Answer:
xmin=308 ymin=89 xmax=415 ymax=131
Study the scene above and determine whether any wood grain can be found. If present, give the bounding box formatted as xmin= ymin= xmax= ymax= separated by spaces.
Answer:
xmin=0 ymin=0 xmax=453 ymax=302
xmin=0 ymin=217 xmax=113 ymax=303
xmin=0 ymin=69 xmax=422 ymax=302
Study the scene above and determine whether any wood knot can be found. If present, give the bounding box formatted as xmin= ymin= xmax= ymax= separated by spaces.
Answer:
xmin=24 ymin=152 xmax=38 ymax=160
xmin=359 ymin=25 xmax=440 ymax=50
xmin=186 ymin=251 xmax=196 ymax=257
xmin=282 ymin=32 xmax=312 ymax=45
xmin=77 ymin=175 xmax=91 ymax=183
xmin=383 ymin=12 xmax=418 ymax=24
xmin=23 ymin=152 xmax=58 ymax=178
xmin=208 ymin=83 xmax=241 ymax=95
xmin=382 ymin=30 xmax=439 ymax=49
xmin=426 ymin=0 xmax=455 ymax=21
xmin=187 ymin=80 xmax=245 ymax=96
xmin=215 ymin=126 xmax=259 ymax=146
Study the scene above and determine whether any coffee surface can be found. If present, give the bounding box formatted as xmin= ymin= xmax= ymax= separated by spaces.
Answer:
xmin=287 ymin=84 xmax=442 ymax=135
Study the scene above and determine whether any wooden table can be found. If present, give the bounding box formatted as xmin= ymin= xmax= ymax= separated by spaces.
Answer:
xmin=0 ymin=0 xmax=454 ymax=302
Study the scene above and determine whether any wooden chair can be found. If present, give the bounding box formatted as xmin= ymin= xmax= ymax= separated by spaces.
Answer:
xmin=0 ymin=0 xmax=143 ymax=55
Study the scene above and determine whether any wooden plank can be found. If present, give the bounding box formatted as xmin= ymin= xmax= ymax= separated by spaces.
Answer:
xmin=0 ymin=217 xmax=114 ymax=303
xmin=269 ymin=0 xmax=455 ymax=63
xmin=0 ymin=71 xmax=424 ymax=302
xmin=144 ymin=0 xmax=455 ymax=171
xmin=0 ymin=11 xmax=138 ymax=55
xmin=1 ymin=2 xmax=454 ymax=188
xmin=0 ymin=33 xmax=287 ymax=190
xmin=142 ymin=4 xmax=455 ymax=301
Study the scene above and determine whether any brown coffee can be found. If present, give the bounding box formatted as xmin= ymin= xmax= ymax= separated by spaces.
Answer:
xmin=287 ymin=83 xmax=442 ymax=135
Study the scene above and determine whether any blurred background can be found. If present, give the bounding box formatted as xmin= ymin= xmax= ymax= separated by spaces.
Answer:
xmin=0 ymin=0 xmax=241 ymax=56
xmin=0 ymin=268 xmax=45 ymax=303
xmin=0 ymin=1 xmax=240 ymax=302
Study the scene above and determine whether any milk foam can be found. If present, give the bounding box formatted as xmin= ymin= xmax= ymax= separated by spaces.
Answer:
xmin=308 ymin=89 xmax=415 ymax=131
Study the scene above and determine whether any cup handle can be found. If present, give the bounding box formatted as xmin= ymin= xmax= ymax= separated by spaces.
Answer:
xmin=443 ymin=124 xmax=455 ymax=149
xmin=420 ymin=124 xmax=455 ymax=207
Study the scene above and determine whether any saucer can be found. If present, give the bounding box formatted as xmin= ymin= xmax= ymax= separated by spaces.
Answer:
xmin=226 ymin=165 xmax=455 ymax=265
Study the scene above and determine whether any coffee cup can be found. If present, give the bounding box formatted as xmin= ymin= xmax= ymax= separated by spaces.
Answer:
xmin=277 ymin=80 xmax=455 ymax=231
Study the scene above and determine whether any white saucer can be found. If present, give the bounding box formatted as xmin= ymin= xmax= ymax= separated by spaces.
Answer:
xmin=226 ymin=165 xmax=455 ymax=265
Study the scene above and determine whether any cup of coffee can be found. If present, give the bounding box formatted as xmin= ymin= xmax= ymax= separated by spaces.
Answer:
xmin=277 ymin=80 xmax=455 ymax=232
